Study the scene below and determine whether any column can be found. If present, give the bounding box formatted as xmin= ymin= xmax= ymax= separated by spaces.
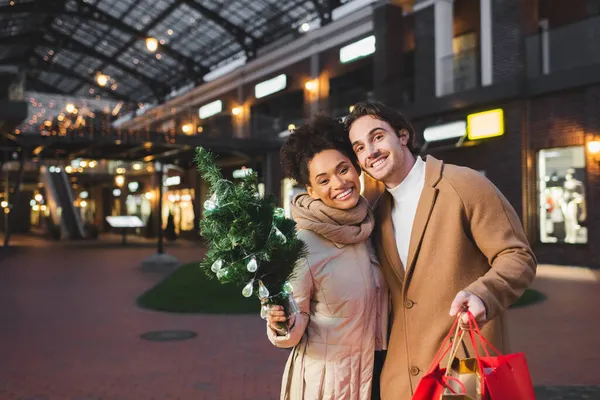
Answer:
xmin=373 ymin=2 xmax=406 ymax=105
xmin=434 ymin=0 xmax=454 ymax=97
xmin=480 ymin=0 xmax=493 ymax=86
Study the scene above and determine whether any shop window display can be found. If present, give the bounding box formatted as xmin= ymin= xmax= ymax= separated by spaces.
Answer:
xmin=538 ymin=146 xmax=587 ymax=244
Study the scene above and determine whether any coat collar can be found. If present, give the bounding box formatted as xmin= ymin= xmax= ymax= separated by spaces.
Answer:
xmin=375 ymin=155 xmax=444 ymax=284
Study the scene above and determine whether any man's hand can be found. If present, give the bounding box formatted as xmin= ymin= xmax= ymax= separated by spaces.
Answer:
xmin=449 ymin=291 xmax=487 ymax=329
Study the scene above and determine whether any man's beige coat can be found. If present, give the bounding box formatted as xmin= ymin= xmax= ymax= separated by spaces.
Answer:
xmin=363 ymin=156 xmax=537 ymax=400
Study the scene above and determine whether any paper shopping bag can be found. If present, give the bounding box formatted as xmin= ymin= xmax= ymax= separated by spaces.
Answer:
xmin=443 ymin=357 xmax=482 ymax=400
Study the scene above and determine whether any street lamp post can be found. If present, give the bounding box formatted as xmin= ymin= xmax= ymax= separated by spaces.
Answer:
xmin=156 ymin=161 xmax=164 ymax=254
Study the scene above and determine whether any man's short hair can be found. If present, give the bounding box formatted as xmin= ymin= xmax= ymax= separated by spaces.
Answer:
xmin=344 ymin=101 xmax=418 ymax=155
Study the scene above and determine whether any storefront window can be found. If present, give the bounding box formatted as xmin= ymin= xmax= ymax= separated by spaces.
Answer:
xmin=162 ymin=188 xmax=195 ymax=233
xmin=538 ymin=146 xmax=587 ymax=244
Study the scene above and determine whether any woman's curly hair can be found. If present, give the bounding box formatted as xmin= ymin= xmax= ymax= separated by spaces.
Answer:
xmin=280 ymin=115 xmax=359 ymax=185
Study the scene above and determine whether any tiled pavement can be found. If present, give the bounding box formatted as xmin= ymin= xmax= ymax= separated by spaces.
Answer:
xmin=0 ymin=235 xmax=599 ymax=400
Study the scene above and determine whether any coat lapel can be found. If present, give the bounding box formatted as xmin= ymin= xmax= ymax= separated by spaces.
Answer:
xmin=404 ymin=156 xmax=444 ymax=281
xmin=376 ymin=191 xmax=405 ymax=283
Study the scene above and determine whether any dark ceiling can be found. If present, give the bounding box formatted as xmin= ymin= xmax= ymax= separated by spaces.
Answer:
xmin=0 ymin=0 xmax=342 ymax=104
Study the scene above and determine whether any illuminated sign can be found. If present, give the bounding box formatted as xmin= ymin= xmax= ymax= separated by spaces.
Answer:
xmin=423 ymin=121 xmax=467 ymax=143
xmin=340 ymin=35 xmax=376 ymax=63
xmin=467 ymin=109 xmax=505 ymax=140
xmin=164 ymin=176 xmax=181 ymax=186
xmin=199 ymin=100 xmax=222 ymax=119
xmin=255 ymin=74 xmax=287 ymax=99
xmin=106 ymin=216 xmax=145 ymax=228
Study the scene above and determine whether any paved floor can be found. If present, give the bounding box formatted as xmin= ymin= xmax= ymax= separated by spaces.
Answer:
xmin=0 ymin=235 xmax=598 ymax=400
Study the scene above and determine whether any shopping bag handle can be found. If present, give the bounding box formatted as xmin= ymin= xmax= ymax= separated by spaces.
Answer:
xmin=464 ymin=312 xmax=501 ymax=357
xmin=442 ymin=375 xmax=467 ymax=395
xmin=425 ymin=313 xmax=462 ymax=374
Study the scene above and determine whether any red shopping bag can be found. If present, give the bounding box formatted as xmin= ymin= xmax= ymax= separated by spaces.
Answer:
xmin=413 ymin=312 xmax=536 ymax=400
xmin=412 ymin=316 xmax=473 ymax=400
xmin=464 ymin=314 xmax=536 ymax=400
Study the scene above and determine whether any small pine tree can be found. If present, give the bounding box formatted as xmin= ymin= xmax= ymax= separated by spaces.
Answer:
xmin=194 ymin=147 xmax=306 ymax=326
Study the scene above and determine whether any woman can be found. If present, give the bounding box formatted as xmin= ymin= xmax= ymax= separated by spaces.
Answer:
xmin=265 ymin=115 xmax=388 ymax=399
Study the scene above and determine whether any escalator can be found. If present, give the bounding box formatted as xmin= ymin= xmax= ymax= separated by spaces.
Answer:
xmin=40 ymin=166 xmax=85 ymax=240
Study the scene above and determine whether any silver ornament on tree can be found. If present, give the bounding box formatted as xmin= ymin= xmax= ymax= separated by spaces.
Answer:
xmin=260 ymin=304 xmax=269 ymax=320
xmin=258 ymin=280 xmax=270 ymax=299
xmin=282 ymin=281 xmax=293 ymax=295
xmin=242 ymin=279 xmax=254 ymax=297
xmin=274 ymin=227 xmax=287 ymax=243
xmin=203 ymin=192 xmax=219 ymax=212
xmin=246 ymin=256 xmax=258 ymax=272
xmin=216 ymin=267 xmax=229 ymax=279
xmin=210 ymin=259 xmax=223 ymax=273
xmin=274 ymin=207 xmax=285 ymax=218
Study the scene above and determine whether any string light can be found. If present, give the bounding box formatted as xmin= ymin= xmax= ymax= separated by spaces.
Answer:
xmin=146 ymin=37 xmax=158 ymax=52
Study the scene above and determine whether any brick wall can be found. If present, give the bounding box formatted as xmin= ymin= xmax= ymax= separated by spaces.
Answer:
xmin=528 ymin=86 xmax=600 ymax=267
xmin=412 ymin=101 xmax=524 ymax=219
xmin=492 ymin=0 xmax=524 ymax=83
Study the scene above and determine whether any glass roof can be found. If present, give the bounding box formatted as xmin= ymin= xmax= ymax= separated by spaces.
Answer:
xmin=0 ymin=0 xmax=328 ymax=104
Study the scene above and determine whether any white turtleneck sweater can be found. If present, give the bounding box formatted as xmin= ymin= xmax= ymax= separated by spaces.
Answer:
xmin=387 ymin=157 xmax=426 ymax=269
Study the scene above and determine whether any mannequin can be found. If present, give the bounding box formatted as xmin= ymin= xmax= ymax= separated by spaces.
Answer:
xmin=562 ymin=168 xmax=586 ymax=243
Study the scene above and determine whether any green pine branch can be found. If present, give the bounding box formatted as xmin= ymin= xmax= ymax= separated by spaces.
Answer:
xmin=194 ymin=146 xmax=307 ymax=312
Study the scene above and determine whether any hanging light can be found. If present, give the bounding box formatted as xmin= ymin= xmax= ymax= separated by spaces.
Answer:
xmin=181 ymin=123 xmax=193 ymax=134
xmin=146 ymin=37 xmax=158 ymax=52
xmin=96 ymin=73 xmax=109 ymax=87
xmin=65 ymin=103 xmax=75 ymax=113
xmin=115 ymin=175 xmax=125 ymax=187
xmin=231 ymin=106 xmax=243 ymax=116
xmin=304 ymin=79 xmax=318 ymax=92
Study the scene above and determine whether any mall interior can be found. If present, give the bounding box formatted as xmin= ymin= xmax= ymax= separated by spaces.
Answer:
xmin=1 ymin=0 xmax=599 ymax=267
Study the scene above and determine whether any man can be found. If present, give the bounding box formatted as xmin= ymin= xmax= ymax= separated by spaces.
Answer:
xmin=344 ymin=101 xmax=537 ymax=399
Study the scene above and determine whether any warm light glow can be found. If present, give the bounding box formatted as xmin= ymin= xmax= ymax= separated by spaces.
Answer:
xmin=197 ymin=126 xmax=204 ymax=133
xmin=116 ymin=167 xmax=126 ymax=174
xmin=41 ymin=205 xmax=47 ymax=211
xmin=80 ymin=160 xmax=88 ymax=168
xmin=96 ymin=73 xmax=109 ymax=87
xmin=588 ymin=140 xmax=600 ymax=155
xmin=133 ymin=163 xmax=142 ymax=171
xmin=232 ymin=106 xmax=243 ymax=116
xmin=57 ymin=114 xmax=65 ymax=122
xmin=181 ymin=123 xmax=193 ymax=134
xmin=288 ymin=124 xmax=296 ymax=131
xmin=115 ymin=175 xmax=125 ymax=187
xmin=65 ymin=103 xmax=75 ymax=113
xmin=65 ymin=166 xmax=73 ymax=173
xmin=32 ymin=205 xmax=40 ymax=211
xmin=304 ymin=79 xmax=318 ymax=92
xmin=35 ymin=194 xmax=43 ymax=202
xmin=1 ymin=201 xmax=8 ymax=208
xmin=44 ymin=120 xmax=52 ymax=127
xmin=89 ymin=160 xmax=97 ymax=168
xmin=80 ymin=200 xmax=88 ymax=208
xmin=144 ymin=192 xmax=154 ymax=200
xmin=467 ymin=109 xmax=505 ymax=140
xmin=146 ymin=37 xmax=158 ymax=52
xmin=349 ymin=105 xmax=355 ymax=112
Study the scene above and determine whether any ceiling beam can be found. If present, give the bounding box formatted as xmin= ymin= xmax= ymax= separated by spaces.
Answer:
xmin=22 ymin=56 xmax=134 ymax=102
xmin=43 ymin=29 xmax=170 ymax=100
xmin=184 ymin=0 xmax=264 ymax=59
xmin=67 ymin=0 xmax=207 ymax=95
xmin=0 ymin=0 xmax=208 ymax=79
xmin=26 ymin=74 xmax=67 ymax=94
